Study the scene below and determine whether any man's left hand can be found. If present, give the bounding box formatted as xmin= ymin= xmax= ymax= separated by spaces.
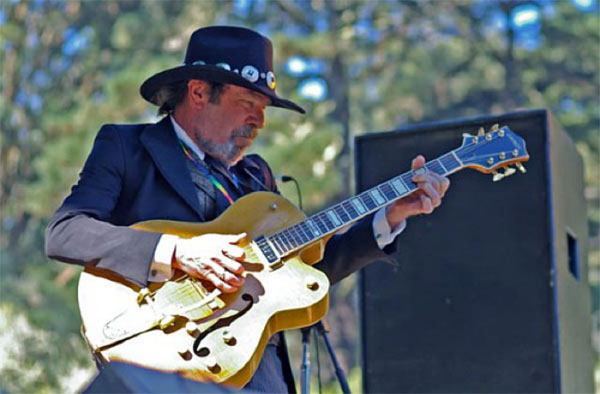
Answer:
xmin=385 ymin=155 xmax=451 ymax=228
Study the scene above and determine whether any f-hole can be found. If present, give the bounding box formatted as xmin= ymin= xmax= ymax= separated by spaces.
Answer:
xmin=193 ymin=293 xmax=255 ymax=355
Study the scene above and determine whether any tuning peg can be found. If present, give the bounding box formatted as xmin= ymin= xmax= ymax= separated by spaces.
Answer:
xmin=492 ymin=170 xmax=504 ymax=182
xmin=491 ymin=124 xmax=499 ymax=132
xmin=477 ymin=127 xmax=485 ymax=136
xmin=462 ymin=133 xmax=473 ymax=138
xmin=515 ymin=162 xmax=527 ymax=173
xmin=503 ymin=166 xmax=516 ymax=177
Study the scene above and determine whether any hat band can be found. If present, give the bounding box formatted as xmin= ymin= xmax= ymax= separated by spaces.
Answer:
xmin=188 ymin=60 xmax=277 ymax=90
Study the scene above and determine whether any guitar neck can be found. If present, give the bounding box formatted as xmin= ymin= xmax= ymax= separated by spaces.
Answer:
xmin=257 ymin=149 xmax=465 ymax=260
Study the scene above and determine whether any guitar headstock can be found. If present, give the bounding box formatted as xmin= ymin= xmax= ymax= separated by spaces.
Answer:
xmin=455 ymin=124 xmax=530 ymax=181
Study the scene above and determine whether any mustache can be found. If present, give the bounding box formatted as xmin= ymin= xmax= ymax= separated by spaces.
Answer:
xmin=231 ymin=125 xmax=258 ymax=139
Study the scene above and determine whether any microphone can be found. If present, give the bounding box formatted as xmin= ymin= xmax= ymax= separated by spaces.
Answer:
xmin=275 ymin=174 xmax=294 ymax=182
xmin=275 ymin=174 xmax=302 ymax=210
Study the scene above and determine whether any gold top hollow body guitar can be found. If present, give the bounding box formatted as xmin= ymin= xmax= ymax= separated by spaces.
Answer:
xmin=77 ymin=125 xmax=529 ymax=388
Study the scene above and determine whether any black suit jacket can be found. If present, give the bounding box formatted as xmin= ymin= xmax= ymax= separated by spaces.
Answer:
xmin=45 ymin=116 xmax=396 ymax=392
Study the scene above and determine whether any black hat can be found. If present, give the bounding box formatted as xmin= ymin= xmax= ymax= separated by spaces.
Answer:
xmin=140 ymin=26 xmax=305 ymax=114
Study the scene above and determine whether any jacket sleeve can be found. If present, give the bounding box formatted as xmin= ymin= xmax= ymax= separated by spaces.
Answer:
xmin=45 ymin=125 xmax=161 ymax=287
xmin=251 ymin=154 xmax=398 ymax=285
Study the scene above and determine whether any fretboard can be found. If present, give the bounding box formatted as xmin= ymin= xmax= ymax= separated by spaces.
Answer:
xmin=254 ymin=150 xmax=464 ymax=263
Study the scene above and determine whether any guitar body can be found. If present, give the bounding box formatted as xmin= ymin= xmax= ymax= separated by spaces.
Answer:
xmin=78 ymin=192 xmax=330 ymax=388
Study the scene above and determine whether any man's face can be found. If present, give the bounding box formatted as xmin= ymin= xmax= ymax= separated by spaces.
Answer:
xmin=191 ymin=84 xmax=270 ymax=166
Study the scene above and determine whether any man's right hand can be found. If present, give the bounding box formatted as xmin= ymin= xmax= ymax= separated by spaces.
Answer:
xmin=172 ymin=233 xmax=247 ymax=293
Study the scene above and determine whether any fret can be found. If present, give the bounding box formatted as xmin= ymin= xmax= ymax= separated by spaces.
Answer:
xmin=297 ymin=224 xmax=312 ymax=243
xmin=440 ymin=152 xmax=461 ymax=172
xmin=390 ymin=177 xmax=409 ymax=196
xmin=380 ymin=183 xmax=398 ymax=200
xmin=401 ymin=173 xmax=417 ymax=190
xmin=350 ymin=198 xmax=367 ymax=215
xmin=319 ymin=212 xmax=335 ymax=230
xmin=425 ymin=160 xmax=446 ymax=175
xmin=278 ymin=233 xmax=292 ymax=252
xmin=290 ymin=225 xmax=308 ymax=244
xmin=269 ymin=236 xmax=284 ymax=255
xmin=295 ymin=225 xmax=309 ymax=244
xmin=306 ymin=219 xmax=322 ymax=237
xmin=334 ymin=204 xmax=351 ymax=222
xmin=360 ymin=193 xmax=377 ymax=210
xmin=313 ymin=214 xmax=330 ymax=233
xmin=299 ymin=222 xmax=315 ymax=242
xmin=282 ymin=229 xmax=299 ymax=248
xmin=270 ymin=234 xmax=283 ymax=253
xmin=326 ymin=210 xmax=342 ymax=227
xmin=342 ymin=201 xmax=359 ymax=219
xmin=369 ymin=188 xmax=387 ymax=205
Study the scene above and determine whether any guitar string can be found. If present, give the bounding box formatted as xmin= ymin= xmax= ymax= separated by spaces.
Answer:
xmin=269 ymin=135 xmax=511 ymax=253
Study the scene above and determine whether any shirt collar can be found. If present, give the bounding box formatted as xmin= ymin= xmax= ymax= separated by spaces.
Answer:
xmin=170 ymin=115 xmax=205 ymax=161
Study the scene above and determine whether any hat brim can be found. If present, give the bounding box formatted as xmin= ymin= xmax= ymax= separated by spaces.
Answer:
xmin=140 ymin=65 xmax=306 ymax=114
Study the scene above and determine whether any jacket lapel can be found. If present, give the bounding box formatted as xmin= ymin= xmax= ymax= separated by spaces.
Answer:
xmin=140 ymin=117 xmax=206 ymax=220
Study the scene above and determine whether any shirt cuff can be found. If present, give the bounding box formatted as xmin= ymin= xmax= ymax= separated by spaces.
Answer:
xmin=148 ymin=234 xmax=178 ymax=282
xmin=373 ymin=208 xmax=406 ymax=249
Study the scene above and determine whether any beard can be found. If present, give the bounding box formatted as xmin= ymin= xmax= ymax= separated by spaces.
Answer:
xmin=195 ymin=125 xmax=257 ymax=167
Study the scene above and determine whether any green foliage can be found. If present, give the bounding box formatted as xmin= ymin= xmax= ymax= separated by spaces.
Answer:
xmin=1 ymin=0 xmax=598 ymax=391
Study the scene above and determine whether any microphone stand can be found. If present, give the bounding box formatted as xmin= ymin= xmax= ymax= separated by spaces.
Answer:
xmin=300 ymin=319 xmax=351 ymax=394
xmin=277 ymin=174 xmax=350 ymax=394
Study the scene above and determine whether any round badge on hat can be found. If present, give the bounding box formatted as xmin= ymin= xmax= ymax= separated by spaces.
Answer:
xmin=241 ymin=65 xmax=260 ymax=83
xmin=266 ymin=71 xmax=276 ymax=90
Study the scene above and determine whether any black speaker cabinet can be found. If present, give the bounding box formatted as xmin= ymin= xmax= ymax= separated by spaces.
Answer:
xmin=356 ymin=109 xmax=594 ymax=393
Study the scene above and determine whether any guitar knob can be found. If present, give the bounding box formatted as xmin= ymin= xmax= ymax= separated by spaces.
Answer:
xmin=136 ymin=288 xmax=151 ymax=305
xmin=223 ymin=331 xmax=236 ymax=345
xmin=178 ymin=346 xmax=193 ymax=361
xmin=159 ymin=315 xmax=176 ymax=330
xmin=205 ymin=355 xmax=220 ymax=373
xmin=185 ymin=322 xmax=200 ymax=337
xmin=305 ymin=277 xmax=320 ymax=291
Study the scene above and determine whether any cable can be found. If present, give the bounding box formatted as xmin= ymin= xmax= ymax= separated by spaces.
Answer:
xmin=276 ymin=174 xmax=303 ymax=210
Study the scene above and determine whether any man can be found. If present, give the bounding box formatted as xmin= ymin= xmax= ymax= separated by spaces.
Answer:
xmin=46 ymin=26 xmax=450 ymax=392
